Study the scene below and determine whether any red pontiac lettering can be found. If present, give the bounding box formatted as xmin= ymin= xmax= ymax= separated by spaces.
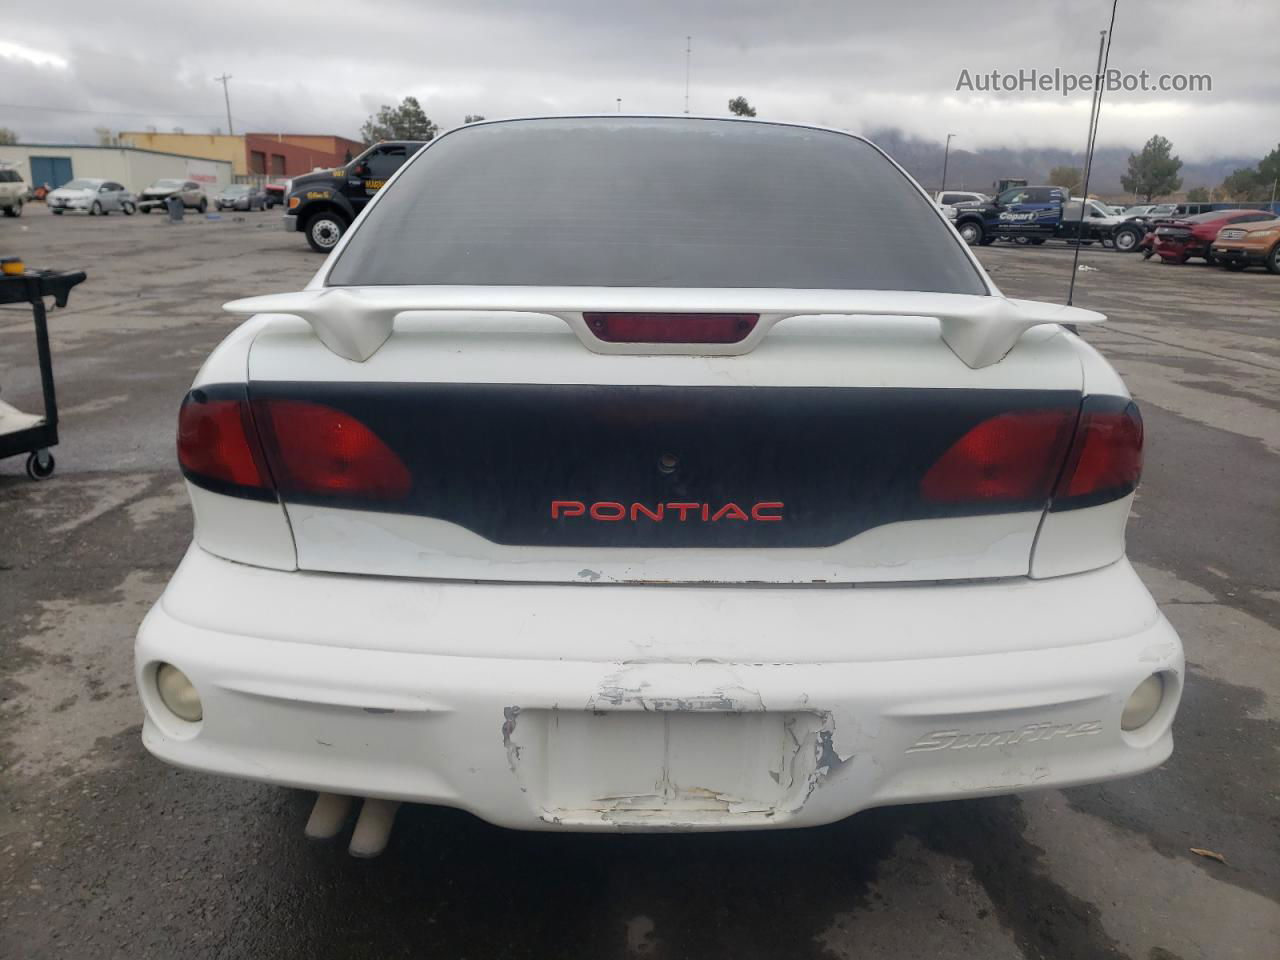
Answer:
xmin=551 ymin=500 xmax=785 ymax=522
xmin=751 ymin=502 xmax=784 ymax=521
xmin=631 ymin=502 xmax=664 ymax=521
xmin=666 ymin=502 xmax=701 ymax=521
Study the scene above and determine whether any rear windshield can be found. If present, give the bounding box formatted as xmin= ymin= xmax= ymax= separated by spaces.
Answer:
xmin=328 ymin=118 xmax=986 ymax=294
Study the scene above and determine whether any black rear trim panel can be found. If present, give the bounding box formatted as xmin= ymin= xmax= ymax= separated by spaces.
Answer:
xmin=241 ymin=382 xmax=1083 ymax=548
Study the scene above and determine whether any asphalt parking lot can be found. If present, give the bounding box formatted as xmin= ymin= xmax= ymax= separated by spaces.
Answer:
xmin=1 ymin=205 xmax=1277 ymax=960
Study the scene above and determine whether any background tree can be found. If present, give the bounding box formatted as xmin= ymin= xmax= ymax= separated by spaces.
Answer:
xmin=1120 ymin=135 xmax=1183 ymax=201
xmin=0 ymin=127 xmax=18 ymax=145
xmin=463 ymin=114 xmax=486 ymax=124
xmin=727 ymin=96 xmax=757 ymax=117
xmin=1218 ymin=167 xmax=1259 ymax=199
xmin=361 ymin=96 xmax=438 ymax=143
xmin=1220 ymin=166 xmax=1261 ymax=200
xmin=1247 ymin=143 xmax=1280 ymax=202
xmin=1048 ymin=164 xmax=1083 ymax=195
xmin=1185 ymin=186 xmax=1210 ymax=202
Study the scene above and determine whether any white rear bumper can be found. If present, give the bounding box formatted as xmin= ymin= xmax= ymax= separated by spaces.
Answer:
xmin=135 ymin=547 xmax=1183 ymax=831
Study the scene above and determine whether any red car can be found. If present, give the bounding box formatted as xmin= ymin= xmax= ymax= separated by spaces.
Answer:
xmin=262 ymin=181 xmax=287 ymax=209
xmin=1151 ymin=209 xmax=1278 ymax=264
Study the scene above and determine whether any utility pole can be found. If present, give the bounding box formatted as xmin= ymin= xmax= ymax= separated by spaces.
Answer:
xmin=941 ymin=133 xmax=956 ymax=193
xmin=214 ymin=74 xmax=234 ymax=135
xmin=684 ymin=36 xmax=692 ymax=114
xmin=617 ymin=98 xmax=622 ymax=112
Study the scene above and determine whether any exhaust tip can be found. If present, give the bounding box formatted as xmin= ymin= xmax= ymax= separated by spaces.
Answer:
xmin=349 ymin=798 xmax=402 ymax=859
xmin=304 ymin=792 xmax=354 ymax=840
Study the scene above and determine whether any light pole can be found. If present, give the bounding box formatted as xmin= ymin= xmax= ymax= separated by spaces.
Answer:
xmin=941 ymin=133 xmax=956 ymax=193
xmin=617 ymin=98 xmax=622 ymax=113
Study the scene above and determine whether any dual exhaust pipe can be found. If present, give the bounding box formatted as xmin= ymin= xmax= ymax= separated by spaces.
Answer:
xmin=304 ymin=792 xmax=401 ymax=858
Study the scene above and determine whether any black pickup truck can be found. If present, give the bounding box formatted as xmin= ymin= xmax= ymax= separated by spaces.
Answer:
xmin=284 ymin=140 xmax=427 ymax=252
xmin=952 ymin=186 xmax=1121 ymax=248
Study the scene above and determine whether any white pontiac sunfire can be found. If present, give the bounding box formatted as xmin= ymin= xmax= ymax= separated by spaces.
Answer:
xmin=136 ymin=117 xmax=1183 ymax=856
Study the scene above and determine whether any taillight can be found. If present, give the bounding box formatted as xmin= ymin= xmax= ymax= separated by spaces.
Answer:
xmin=177 ymin=388 xmax=273 ymax=499
xmin=254 ymin=399 xmax=411 ymax=501
xmin=920 ymin=399 xmax=1143 ymax=511
xmin=584 ymin=312 xmax=758 ymax=344
xmin=921 ymin=409 xmax=1077 ymax=504
xmin=1051 ymin=399 xmax=1143 ymax=510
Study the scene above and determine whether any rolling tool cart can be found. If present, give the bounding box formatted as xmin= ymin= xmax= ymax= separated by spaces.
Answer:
xmin=0 ymin=258 xmax=86 ymax=480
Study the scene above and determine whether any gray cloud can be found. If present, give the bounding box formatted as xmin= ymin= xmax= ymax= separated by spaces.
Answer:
xmin=2 ymin=0 xmax=1277 ymax=160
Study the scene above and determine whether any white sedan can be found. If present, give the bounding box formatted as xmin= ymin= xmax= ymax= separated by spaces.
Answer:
xmin=136 ymin=116 xmax=1183 ymax=857
xmin=46 ymin=178 xmax=136 ymax=215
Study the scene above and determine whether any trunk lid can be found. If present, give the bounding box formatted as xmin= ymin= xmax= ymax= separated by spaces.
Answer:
xmin=244 ymin=310 xmax=1084 ymax=584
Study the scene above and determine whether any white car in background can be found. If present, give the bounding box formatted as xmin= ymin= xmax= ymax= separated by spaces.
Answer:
xmin=136 ymin=116 xmax=1183 ymax=858
xmin=936 ymin=189 xmax=990 ymax=207
xmin=0 ymin=163 xmax=28 ymax=217
xmin=47 ymin=178 xmax=136 ymax=215
xmin=137 ymin=178 xmax=207 ymax=214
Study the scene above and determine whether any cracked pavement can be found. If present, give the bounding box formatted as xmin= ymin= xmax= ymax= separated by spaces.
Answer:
xmin=1 ymin=209 xmax=1277 ymax=959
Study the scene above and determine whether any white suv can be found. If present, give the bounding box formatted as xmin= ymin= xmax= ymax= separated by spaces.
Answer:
xmin=0 ymin=163 xmax=27 ymax=217
xmin=936 ymin=190 xmax=990 ymax=207
xmin=136 ymin=117 xmax=1183 ymax=856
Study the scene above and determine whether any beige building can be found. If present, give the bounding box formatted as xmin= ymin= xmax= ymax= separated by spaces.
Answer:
xmin=118 ymin=132 xmax=245 ymax=174
xmin=119 ymin=132 xmax=365 ymax=178
xmin=1 ymin=143 xmax=232 ymax=194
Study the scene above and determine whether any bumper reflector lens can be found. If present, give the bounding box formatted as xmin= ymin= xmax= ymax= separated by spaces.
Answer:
xmin=1121 ymin=674 xmax=1164 ymax=731
xmin=156 ymin=663 xmax=203 ymax=722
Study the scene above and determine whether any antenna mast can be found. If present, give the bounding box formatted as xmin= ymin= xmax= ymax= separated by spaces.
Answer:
xmin=684 ymin=36 xmax=692 ymax=114
xmin=1067 ymin=1 xmax=1119 ymax=307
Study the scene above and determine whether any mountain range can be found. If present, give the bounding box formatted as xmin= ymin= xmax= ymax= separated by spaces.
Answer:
xmin=866 ymin=128 xmax=1256 ymax=200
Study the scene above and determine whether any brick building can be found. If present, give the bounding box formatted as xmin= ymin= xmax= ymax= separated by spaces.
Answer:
xmin=118 ymin=131 xmax=366 ymax=179
xmin=244 ymin=133 xmax=365 ymax=177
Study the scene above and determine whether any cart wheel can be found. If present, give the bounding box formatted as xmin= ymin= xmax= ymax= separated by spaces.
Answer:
xmin=25 ymin=449 xmax=55 ymax=480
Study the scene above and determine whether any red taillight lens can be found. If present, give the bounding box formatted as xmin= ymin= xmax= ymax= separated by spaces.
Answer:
xmin=1053 ymin=401 xmax=1143 ymax=505
xmin=921 ymin=410 xmax=1077 ymax=503
xmin=584 ymin=312 xmax=758 ymax=344
xmin=255 ymin=399 xmax=410 ymax=501
xmin=177 ymin=392 xmax=271 ymax=492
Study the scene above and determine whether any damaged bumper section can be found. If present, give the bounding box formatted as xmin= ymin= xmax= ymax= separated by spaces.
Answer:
xmin=135 ymin=547 xmax=1183 ymax=832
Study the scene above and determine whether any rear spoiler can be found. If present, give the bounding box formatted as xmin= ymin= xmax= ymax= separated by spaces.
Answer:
xmin=223 ymin=286 xmax=1105 ymax=369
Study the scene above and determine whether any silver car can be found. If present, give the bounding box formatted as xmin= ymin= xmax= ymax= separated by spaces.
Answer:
xmin=47 ymin=178 xmax=136 ymax=216
xmin=138 ymin=179 xmax=208 ymax=214
xmin=214 ymin=184 xmax=265 ymax=211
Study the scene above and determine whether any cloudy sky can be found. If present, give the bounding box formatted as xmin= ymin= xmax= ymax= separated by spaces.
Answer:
xmin=2 ymin=0 xmax=1277 ymax=160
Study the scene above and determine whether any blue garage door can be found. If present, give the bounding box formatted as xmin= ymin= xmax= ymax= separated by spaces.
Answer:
xmin=29 ymin=156 xmax=74 ymax=189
